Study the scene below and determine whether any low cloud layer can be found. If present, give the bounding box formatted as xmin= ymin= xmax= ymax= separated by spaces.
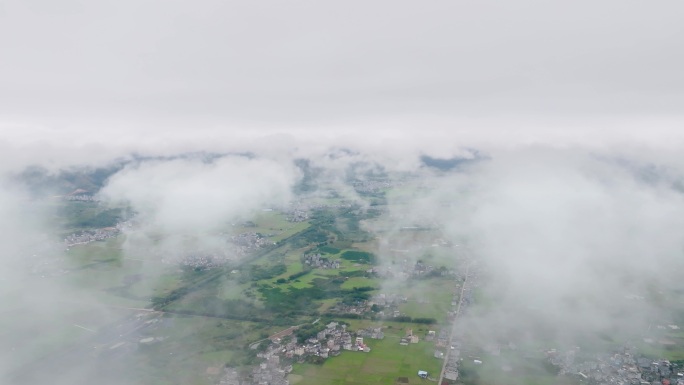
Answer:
xmin=100 ymin=156 xmax=299 ymax=232
xmin=437 ymin=148 xmax=684 ymax=346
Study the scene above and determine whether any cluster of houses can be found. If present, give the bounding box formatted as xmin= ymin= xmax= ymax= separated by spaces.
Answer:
xmin=217 ymin=367 xmax=242 ymax=385
xmin=230 ymin=232 xmax=271 ymax=256
xmin=64 ymin=227 xmax=119 ymax=247
xmin=352 ymin=179 xmax=396 ymax=194
xmin=62 ymin=189 xmax=96 ymax=201
xmin=217 ymin=314 xmax=462 ymax=385
xmin=63 ymin=193 xmax=96 ymax=202
xmin=435 ymin=330 xmax=449 ymax=347
xmin=373 ymin=293 xmax=408 ymax=307
xmin=229 ymin=321 xmax=454 ymax=385
xmin=412 ymin=261 xmax=437 ymax=276
xmin=286 ymin=201 xmax=355 ymax=223
xmin=357 ymin=326 xmax=385 ymax=340
xmin=551 ymin=346 xmax=684 ymax=385
xmin=217 ymin=357 xmax=290 ymax=385
xmin=250 ymin=356 xmax=290 ymax=385
xmin=302 ymin=253 xmax=340 ymax=269
xmin=286 ymin=208 xmax=309 ymax=223
xmin=369 ymin=293 xmax=408 ymax=319
xmin=399 ymin=329 xmax=420 ymax=345
xmin=430 ymin=329 xmax=458 ymax=379
xmin=326 ymin=301 xmax=371 ymax=316
xmin=441 ymin=339 xmax=461 ymax=381
xmin=434 ymin=266 xmax=478 ymax=382
xmin=180 ymin=254 xmax=223 ymax=270
xmin=259 ymin=322 xmax=398 ymax=367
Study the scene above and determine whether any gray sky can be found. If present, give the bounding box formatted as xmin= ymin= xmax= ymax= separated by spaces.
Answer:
xmin=1 ymin=0 xmax=683 ymax=134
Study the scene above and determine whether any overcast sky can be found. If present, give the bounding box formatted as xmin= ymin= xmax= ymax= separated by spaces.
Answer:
xmin=1 ymin=0 xmax=683 ymax=140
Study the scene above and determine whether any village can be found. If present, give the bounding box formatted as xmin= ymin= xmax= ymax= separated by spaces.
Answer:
xmin=550 ymin=346 xmax=684 ymax=385
xmin=219 ymin=258 xmax=474 ymax=385
xmin=302 ymin=253 xmax=340 ymax=269
xmin=217 ymin=320 xmax=450 ymax=385
xmin=228 ymin=231 xmax=274 ymax=257
xmin=63 ymin=220 xmax=134 ymax=248
xmin=63 ymin=226 xmax=120 ymax=247
xmin=352 ymin=179 xmax=398 ymax=194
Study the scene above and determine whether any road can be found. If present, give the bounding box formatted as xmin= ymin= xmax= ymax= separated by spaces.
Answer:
xmin=437 ymin=261 xmax=471 ymax=385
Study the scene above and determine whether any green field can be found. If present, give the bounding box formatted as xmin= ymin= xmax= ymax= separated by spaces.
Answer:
xmin=340 ymin=277 xmax=379 ymax=290
xmin=396 ymin=279 xmax=457 ymax=321
xmin=131 ymin=316 xmax=262 ymax=385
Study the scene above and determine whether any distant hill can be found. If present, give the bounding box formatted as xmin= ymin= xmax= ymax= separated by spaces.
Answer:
xmin=420 ymin=150 xmax=487 ymax=171
xmin=13 ymin=151 xmax=256 ymax=198
xmin=16 ymin=164 xmax=124 ymax=197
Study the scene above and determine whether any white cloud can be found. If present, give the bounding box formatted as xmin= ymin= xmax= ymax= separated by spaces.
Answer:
xmin=100 ymin=155 xmax=300 ymax=234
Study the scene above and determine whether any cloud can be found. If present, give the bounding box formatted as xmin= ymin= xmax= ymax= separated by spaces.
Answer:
xmin=1 ymin=0 xmax=683 ymax=126
xmin=100 ymin=155 xmax=300 ymax=234
xmin=429 ymin=147 xmax=684 ymax=346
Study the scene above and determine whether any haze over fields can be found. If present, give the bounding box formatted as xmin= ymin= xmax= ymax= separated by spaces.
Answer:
xmin=2 ymin=1 xmax=684 ymax=384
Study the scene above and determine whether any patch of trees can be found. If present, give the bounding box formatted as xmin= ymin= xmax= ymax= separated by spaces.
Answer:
xmin=317 ymin=245 xmax=341 ymax=254
xmin=59 ymin=202 xmax=125 ymax=229
xmin=458 ymin=365 xmax=480 ymax=384
xmin=307 ymin=205 xmax=378 ymax=244
xmin=160 ymin=298 xmax=271 ymax=323
xmin=338 ymin=270 xmax=366 ymax=278
xmin=323 ymin=313 xmax=362 ymax=319
xmin=340 ymin=250 xmax=376 ymax=264
xmin=259 ymin=276 xmax=377 ymax=316
xmin=16 ymin=163 xmax=123 ymax=197
xmin=74 ymin=208 xmax=122 ymax=228
xmin=194 ymin=298 xmax=266 ymax=320
xmin=150 ymin=268 xmax=226 ymax=310
xmin=368 ymin=315 xmax=436 ymax=324
xmin=287 ymin=270 xmax=310 ymax=281
xmin=340 ymin=287 xmax=373 ymax=305
xmin=240 ymin=264 xmax=287 ymax=282
xmin=260 ymin=286 xmax=326 ymax=315
xmin=151 ymin=286 xmax=191 ymax=309
xmin=290 ymin=227 xmax=330 ymax=248
xmin=305 ymin=355 xmax=326 ymax=365
xmin=412 ymin=317 xmax=437 ymax=324
xmin=294 ymin=323 xmax=326 ymax=342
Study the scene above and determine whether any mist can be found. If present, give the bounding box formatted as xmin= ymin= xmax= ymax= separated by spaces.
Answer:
xmin=2 ymin=1 xmax=684 ymax=384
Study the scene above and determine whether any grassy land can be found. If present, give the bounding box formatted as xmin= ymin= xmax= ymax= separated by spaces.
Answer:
xmin=395 ymin=279 xmax=457 ymax=322
xmin=132 ymin=316 xmax=262 ymax=385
